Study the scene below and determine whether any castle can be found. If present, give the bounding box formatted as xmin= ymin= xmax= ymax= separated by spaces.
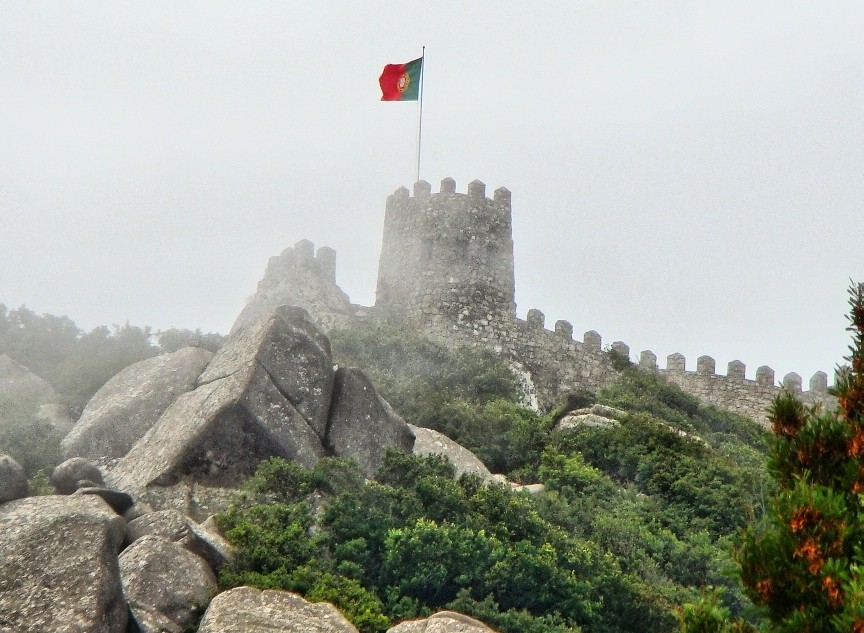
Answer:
xmin=234 ymin=178 xmax=834 ymax=424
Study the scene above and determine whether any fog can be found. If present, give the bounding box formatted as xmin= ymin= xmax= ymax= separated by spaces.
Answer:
xmin=1 ymin=2 xmax=862 ymax=382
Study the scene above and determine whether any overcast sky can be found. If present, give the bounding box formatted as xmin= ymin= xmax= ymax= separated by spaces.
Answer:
xmin=1 ymin=2 xmax=862 ymax=385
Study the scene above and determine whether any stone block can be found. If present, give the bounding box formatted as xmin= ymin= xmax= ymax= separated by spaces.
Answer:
xmin=783 ymin=372 xmax=803 ymax=395
xmin=316 ymin=247 xmax=337 ymax=281
xmin=555 ymin=320 xmax=573 ymax=339
xmin=467 ymin=179 xmax=486 ymax=203
xmin=667 ymin=353 xmax=685 ymax=372
xmin=583 ymin=330 xmax=601 ymax=350
xmin=727 ymin=360 xmax=746 ymax=381
xmin=413 ymin=180 xmax=431 ymax=199
xmin=756 ymin=365 xmax=775 ymax=386
xmin=809 ymin=371 xmax=828 ymax=395
xmin=527 ymin=309 xmax=545 ymax=329
xmin=294 ymin=239 xmax=314 ymax=261
xmin=494 ymin=186 xmax=511 ymax=206
xmin=697 ymin=355 xmax=715 ymax=375
xmin=611 ymin=341 xmax=629 ymax=359
xmin=639 ymin=350 xmax=657 ymax=370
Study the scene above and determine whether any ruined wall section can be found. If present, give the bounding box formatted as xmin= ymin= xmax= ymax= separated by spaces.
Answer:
xmin=375 ymin=179 xmax=516 ymax=346
xmin=231 ymin=239 xmax=356 ymax=334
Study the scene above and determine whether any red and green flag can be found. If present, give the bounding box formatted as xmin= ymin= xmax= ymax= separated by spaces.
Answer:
xmin=379 ymin=57 xmax=422 ymax=101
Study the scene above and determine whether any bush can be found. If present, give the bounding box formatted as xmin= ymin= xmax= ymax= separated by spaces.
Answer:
xmin=0 ymin=392 xmax=63 ymax=476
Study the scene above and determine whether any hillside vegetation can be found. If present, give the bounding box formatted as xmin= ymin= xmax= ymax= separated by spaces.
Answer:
xmin=0 ymin=304 xmax=224 ymax=475
xmin=0 ymin=308 xmax=775 ymax=631
xmin=216 ymin=321 xmax=772 ymax=633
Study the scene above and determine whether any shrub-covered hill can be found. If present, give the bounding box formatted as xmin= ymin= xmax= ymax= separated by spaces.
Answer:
xmin=215 ymin=321 xmax=772 ymax=633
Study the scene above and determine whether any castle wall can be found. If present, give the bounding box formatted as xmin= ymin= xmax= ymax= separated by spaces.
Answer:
xmin=239 ymin=179 xmax=838 ymax=428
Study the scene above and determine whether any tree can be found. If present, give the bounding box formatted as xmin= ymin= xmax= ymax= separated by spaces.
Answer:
xmin=736 ymin=282 xmax=864 ymax=631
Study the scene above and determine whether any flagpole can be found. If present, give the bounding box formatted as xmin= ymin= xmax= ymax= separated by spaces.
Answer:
xmin=416 ymin=46 xmax=425 ymax=183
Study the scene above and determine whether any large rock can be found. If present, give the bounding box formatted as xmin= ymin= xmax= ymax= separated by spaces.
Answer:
xmin=120 ymin=535 xmax=217 ymax=633
xmin=74 ymin=486 xmax=135 ymax=515
xmin=198 ymin=586 xmax=359 ymax=633
xmin=126 ymin=509 xmax=233 ymax=572
xmin=201 ymin=305 xmax=335 ymax=439
xmin=555 ymin=405 xmax=627 ymax=432
xmin=388 ymin=612 xmax=497 ymax=632
xmin=36 ymin=402 xmax=76 ymax=435
xmin=327 ymin=368 xmax=415 ymax=478
xmin=0 ymin=495 xmax=127 ymax=632
xmin=51 ymin=457 xmax=104 ymax=494
xmin=61 ymin=347 xmax=214 ymax=460
xmin=0 ymin=453 xmax=27 ymax=503
xmin=108 ymin=360 xmax=327 ymax=495
xmin=0 ymin=354 xmax=55 ymax=403
xmin=409 ymin=425 xmax=493 ymax=481
xmin=129 ymin=482 xmax=238 ymax=523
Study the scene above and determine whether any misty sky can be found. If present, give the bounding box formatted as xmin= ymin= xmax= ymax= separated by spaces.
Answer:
xmin=1 ymin=2 xmax=862 ymax=385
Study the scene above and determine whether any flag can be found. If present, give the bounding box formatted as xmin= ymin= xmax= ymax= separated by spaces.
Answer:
xmin=379 ymin=57 xmax=422 ymax=101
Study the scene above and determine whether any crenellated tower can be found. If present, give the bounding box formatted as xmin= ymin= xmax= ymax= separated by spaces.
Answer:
xmin=375 ymin=178 xmax=516 ymax=344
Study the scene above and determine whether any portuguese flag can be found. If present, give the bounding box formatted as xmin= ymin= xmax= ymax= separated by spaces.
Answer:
xmin=379 ymin=57 xmax=423 ymax=101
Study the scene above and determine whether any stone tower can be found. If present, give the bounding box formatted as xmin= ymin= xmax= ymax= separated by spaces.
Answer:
xmin=375 ymin=178 xmax=516 ymax=343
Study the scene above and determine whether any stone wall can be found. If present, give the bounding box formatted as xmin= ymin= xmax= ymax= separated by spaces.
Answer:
xmin=236 ymin=179 xmax=837 ymax=427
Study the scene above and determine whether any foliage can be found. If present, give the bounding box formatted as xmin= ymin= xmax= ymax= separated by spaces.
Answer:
xmin=330 ymin=321 xmax=520 ymax=412
xmin=326 ymin=318 xmax=775 ymax=630
xmin=330 ymin=321 xmax=547 ymax=480
xmin=0 ymin=391 xmax=63 ymax=476
xmin=599 ymin=367 xmax=768 ymax=453
xmin=219 ymin=443 xmax=762 ymax=633
xmin=0 ymin=305 xmax=783 ymax=632
xmin=735 ymin=282 xmax=864 ymax=631
xmin=0 ymin=303 xmax=223 ymax=414
xmin=678 ymin=589 xmax=757 ymax=633
xmin=156 ymin=328 xmax=225 ymax=354
xmin=26 ymin=468 xmax=54 ymax=496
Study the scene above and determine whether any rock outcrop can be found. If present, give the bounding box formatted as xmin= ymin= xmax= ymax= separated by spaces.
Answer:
xmin=388 ymin=611 xmax=498 ymax=632
xmin=197 ymin=586 xmax=360 ymax=633
xmin=409 ymin=425 xmax=494 ymax=481
xmin=108 ymin=360 xmax=327 ymax=494
xmin=36 ymin=402 xmax=76 ymax=435
xmin=0 ymin=453 xmax=27 ymax=503
xmin=107 ymin=306 xmax=414 ymax=496
xmin=125 ymin=509 xmax=232 ymax=571
xmin=61 ymin=347 xmax=214 ymax=460
xmin=120 ymin=535 xmax=217 ymax=633
xmin=0 ymin=354 xmax=56 ymax=404
xmin=555 ymin=404 xmax=626 ymax=431
xmin=327 ymin=368 xmax=415 ymax=478
xmin=199 ymin=305 xmax=334 ymax=440
xmin=0 ymin=495 xmax=127 ymax=633
xmin=51 ymin=456 xmax=105 ymax=494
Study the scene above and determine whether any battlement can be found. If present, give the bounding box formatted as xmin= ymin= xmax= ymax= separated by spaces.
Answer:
xmin=376 ymin=179 xmax=516 ymax=337
xmin=232 ymin=239 xmax=353 ymax=334
xmin=261 ymin=239 xmax=338 ymax=288
xmin=504 ymin=306 xmax=837 ymax=423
